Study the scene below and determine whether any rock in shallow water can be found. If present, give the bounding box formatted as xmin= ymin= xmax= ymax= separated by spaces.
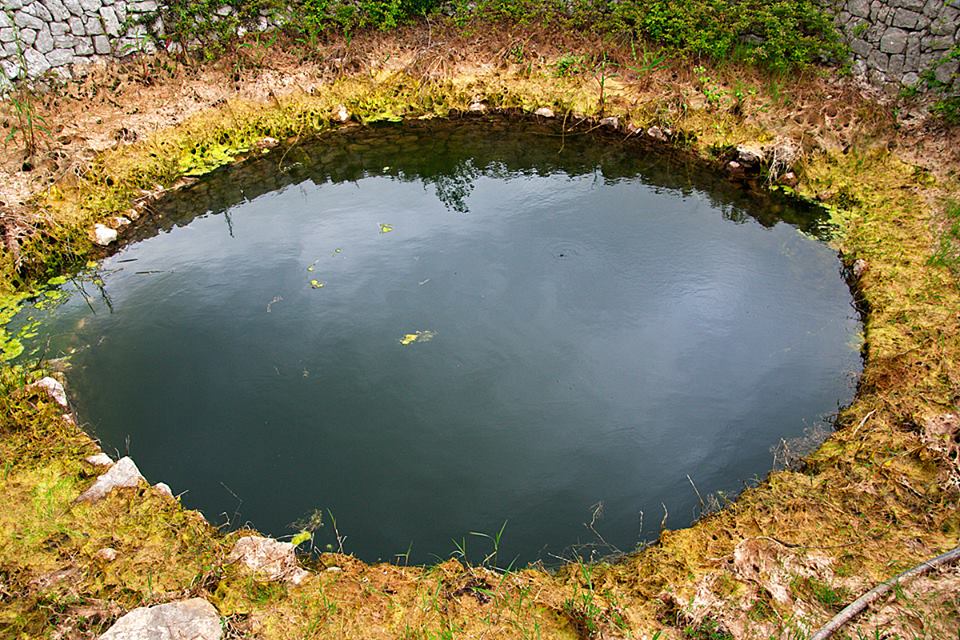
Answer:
xmin=76 ymin=456 xmax=145 ymax=503
xmin=93 ymin=223 xmax=118 ymax=246
xmin=98 ymin=598 xmax=221 ymax=640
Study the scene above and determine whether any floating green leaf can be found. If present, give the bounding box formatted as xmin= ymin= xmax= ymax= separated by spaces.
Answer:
xmin=400 ymin=330 xmax=435 ymax=346
xmin=310 ymin=279 xmax=325 ymax=289
xmin=379 ymin=223 xmax=394 ymax=234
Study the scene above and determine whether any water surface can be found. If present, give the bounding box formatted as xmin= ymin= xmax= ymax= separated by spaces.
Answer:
xmin=25 ymin=119 xmax=861 ymax=565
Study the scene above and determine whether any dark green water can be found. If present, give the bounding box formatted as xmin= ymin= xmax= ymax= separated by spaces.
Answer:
xmin=25 ymin=119 xmax=861 ymax=565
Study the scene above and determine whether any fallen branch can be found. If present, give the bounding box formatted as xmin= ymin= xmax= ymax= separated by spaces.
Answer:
xmin=810 ymin=544 xmax=960 ymax=640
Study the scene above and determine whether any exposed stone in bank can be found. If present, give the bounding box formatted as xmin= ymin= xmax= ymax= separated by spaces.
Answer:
xmin=76 ymin=455 xmax=145 ymax=502
xmin=228 ymin=535 xmax=311 ymax=585
xmin=98 ymin=598 xmax=222 ymax=640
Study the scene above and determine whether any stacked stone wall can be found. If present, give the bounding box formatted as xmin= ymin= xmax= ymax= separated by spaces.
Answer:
xmin=827 ymin=0 xmax=959 ymax=89
xmin=1 ymin=0 xmax=159 ymax=82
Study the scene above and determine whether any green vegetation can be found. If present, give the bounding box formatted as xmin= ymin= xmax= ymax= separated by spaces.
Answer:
xmin=920 ymin=43 xmax=959 ymax=125
xmin=153 ymin=0 xmax=844 ymax=73
xmin=929 ymin=200 xmax=960 ymax=274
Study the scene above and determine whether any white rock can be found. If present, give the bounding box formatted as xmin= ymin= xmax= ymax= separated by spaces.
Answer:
xmin=599 ymin=116 xmax=619 ymax=130
xmin=852 ymin=259 xmax=868 ymax=278
xmin=646 ymin=125 xmax=668 ymax=142
xmin=93 ymin=223 xmax=117 ymax=245
xmin=32 ymin=376 xmax=68 ymax=407
xmin=99 ymin=6 xmax=120 ymax=36
xmin=468 ymin=102 xmax=487 ymax=113
xmin=63 ymin=0 xmax=84 ymax=16
xmin=47 ymin=47 xmax=74 ymax=67
xmin=76 ymin=456 xmax=144 ymax=503
xmin=534 ymin=107 xmax=555 ymax=118
xmin=112 ymin=216 xmax=131 ymax=227
xmin=23 ymin=48 xmax=51 ymax=78
xmin=154 ymin=482 xmax=173 ymax=497
xmin=334 ymin=104 xmax=350 ymax=122
xmin=736 ymin=145 xmax=765 ymax=166
xmin=98 ymin=598 xmax=222 ymax=640
xmin=95 ymin=547 xmax=118 ymax=561
xmin=228 ymin=536 xmax=310 ymax=585
xmin=86 ymin=452 xmax=114 ymax=466
xmin=93 ymin=34 xmax=111 ymax=55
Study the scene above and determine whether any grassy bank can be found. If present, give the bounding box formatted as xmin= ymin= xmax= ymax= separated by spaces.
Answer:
xmin=2 ymin=17 xmax=960 ymax=640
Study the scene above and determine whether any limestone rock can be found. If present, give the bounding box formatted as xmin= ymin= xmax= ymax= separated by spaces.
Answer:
xmin=646 ymin=125 xmax=669 ymax=142
xmin=76 ymin=456 xmax=145 ymax=503
xmin=95 ymin=547 xmax=118 ymax=561
xmin=726 ymin=160 xmax=746 ymax=177
xmin=31 ymin=376 xmax=68 ymax=407
xmin=852 ymin=258 xmax=868 ymax=278
xmin=98 ymin=598 xmax=222 ymax=640
xmin=154 ymin=482 xmax=173 ymax=497
xmin=228 ymin=536 xmax=310 ymax=585
xmin=599 ymin=116 xmax=619 ymax=130
xmin=334 ymin=104 xmax=350 ymax=123
xmin=468 ymin=102 xmax=487 ymax=113
xmin=533 ymin=107 xmax=555 ymax=118
xmin=86 ymin=452 xmax=114 ymax=466
xmin=93 ymin=223 xmax=117 ymax=245
xmin=779 ymin=171 xmax=799 ymax=188
xmin=735 ymin=145 xmax=764 ymax=167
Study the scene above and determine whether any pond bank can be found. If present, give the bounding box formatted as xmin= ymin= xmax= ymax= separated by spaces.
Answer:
xmin=2 ymin=24 xmax=960 ymax=639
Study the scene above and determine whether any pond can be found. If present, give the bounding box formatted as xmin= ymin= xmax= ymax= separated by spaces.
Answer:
xmin=20 ymin=118 xmax=862 ymax=566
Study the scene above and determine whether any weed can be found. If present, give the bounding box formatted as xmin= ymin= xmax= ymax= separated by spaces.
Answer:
xmin=683 ymin=618 xmax=733 ymax=640
xmin=693 ymin=65 xmax=725 ymax=109
xmin=468 ymin=520 xmax=508 ymax=568
xmin=627 ymin=41 xmax=668 ymax=78
xmin=0 ymin=17 xmax=50 ymax=161
xmin=554 ymin=53 xmax=587 ymax=77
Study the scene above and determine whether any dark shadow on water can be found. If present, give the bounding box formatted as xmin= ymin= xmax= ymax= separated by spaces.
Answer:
xmin=142 ymin=116 xmax=827 ymax=242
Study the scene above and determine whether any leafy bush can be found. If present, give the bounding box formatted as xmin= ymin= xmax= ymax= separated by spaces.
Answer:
xmin=153 ymin=0 xmax=844 ymax=72
xmin=605 ymin=0 xmax=844 ymax=72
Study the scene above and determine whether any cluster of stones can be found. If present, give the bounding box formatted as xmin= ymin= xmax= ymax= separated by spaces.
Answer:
xmin=830 ymin=0 xmax=960 ymax=88
xmin=27 ymin=374 xmax=316 ymax=640
xmin=0 ymin=0 xmax=160 ymax=81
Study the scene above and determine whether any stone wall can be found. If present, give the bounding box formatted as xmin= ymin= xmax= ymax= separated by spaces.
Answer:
xmin=827 ymin=0 xmax=959 ymax=89
xmin=0 ymin=0 xmax=159 ymax=82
